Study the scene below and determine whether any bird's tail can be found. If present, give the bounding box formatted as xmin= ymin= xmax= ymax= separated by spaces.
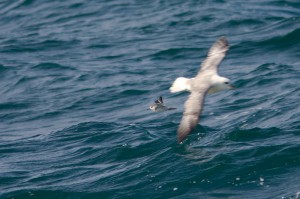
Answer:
xmin=169 ymin=77 xmax=192 ymax=93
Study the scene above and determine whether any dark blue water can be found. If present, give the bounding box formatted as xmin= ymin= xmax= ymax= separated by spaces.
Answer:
xmin=1 ymin=1 xmax=300 ymax=198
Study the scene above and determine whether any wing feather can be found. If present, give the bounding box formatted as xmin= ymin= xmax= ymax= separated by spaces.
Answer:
xmin=177 ymin=90 xmax=208 ymax=143
xmin=155 ymin=96 xmax=163 ymax=104
xmin=199 ymin=36 xmax=229 ymax=73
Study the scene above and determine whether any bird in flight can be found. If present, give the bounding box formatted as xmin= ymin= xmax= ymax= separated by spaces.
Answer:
xmin=170 ymin=37 xmax=235 ymax=143
xmin=148 ymin=96 xmax=176 ymax=112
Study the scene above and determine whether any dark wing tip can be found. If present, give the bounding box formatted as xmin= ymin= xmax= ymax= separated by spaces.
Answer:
xmin=155 ymin=96 xmax=163 ymax=104
xmin=217 ymin=36 xmax=229 ymax=48
xmin=205 ymin=36 xmax=229 ymax=59
xmin=159 ymin=96 xmax=163 ymax=103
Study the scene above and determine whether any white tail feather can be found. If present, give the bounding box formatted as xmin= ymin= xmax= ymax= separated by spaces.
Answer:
xmin=170 ymin=77 xmax=192 ymax=93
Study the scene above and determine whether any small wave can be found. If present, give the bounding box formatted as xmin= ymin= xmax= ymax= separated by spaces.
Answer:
xmin=50 ymin=122 xmax=155 ymax=144
xmin=232 ymin=26 xmax=300 ymax=56
xmin=1 ymin=190 xmax=81 ymax=199
xmin=0 ymin=44 xmax=40 ymax=53
xmin=86 ymin=44 xmax=113 ymax=49
xmin=234 ymin=62 xmax=298 ymax=90
xmin=120 ymin=89 xmax=149 ymax=96
xmin=1 ymin=39 xmax=80 ymax=53
xmin=31 ymin=62 xmax=76 ymax=71
xmin=40 ymin=121 xmax=168 ymax=169
xmin=18 ymin=0 xmax=35 ymax=7
xmin=225 ymin=127 xmax=281 ymax=142
xmin=216 ymin=18 xmax=265 ymax=30
xmin=0 ymin=64 xmax=8 ymax=72
xmin=0 ymin=101 xmax=31 ymax=111
xmin=150 ymin=47 xmax=201 ymax=60
xmin=259 ymin=27 xmax=300 ymax=49
xmin=252 ymin=63 xmax=295 ymax=73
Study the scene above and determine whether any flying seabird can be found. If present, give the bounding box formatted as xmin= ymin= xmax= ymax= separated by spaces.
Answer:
xmin=148 ymin=96 xmax=176 ymax=112
xmin=170 ymin=37 xmax=235 ymax=143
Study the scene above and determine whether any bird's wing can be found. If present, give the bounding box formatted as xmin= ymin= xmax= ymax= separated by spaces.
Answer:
xmin=199 ymin=36 xmax=229 ymax=73
xmin=155 ymin=96 xmax=163 ymax=104
xmin=177 ymin=88 xmax=208 ymax=143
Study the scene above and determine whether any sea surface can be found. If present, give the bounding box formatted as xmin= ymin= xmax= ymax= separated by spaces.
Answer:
xmin=0 ymin=0 xmax=300 ymax=198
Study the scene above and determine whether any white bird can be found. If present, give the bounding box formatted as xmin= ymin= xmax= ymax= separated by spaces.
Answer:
xmin=170 ymin=37 xmax=235 ymax=143
xmin=148 ymin=96 xmax=176 ymax=112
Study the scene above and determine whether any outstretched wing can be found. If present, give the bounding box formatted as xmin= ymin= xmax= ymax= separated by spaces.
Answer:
xmin=177 ymin=89 xmax=208 ymax=143
xmin=155 ymin=96 xmax=163 ymax=104
xmin=199 ymin=36 xmax=229 ymax=73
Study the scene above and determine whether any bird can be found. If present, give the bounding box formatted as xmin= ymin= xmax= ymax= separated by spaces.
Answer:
xmin=169 ymin=36 xmax=235 ymax=143
xmin=148 ymin=96 xmax=176 ymax=112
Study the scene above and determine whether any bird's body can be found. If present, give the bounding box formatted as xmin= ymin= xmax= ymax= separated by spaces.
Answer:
xmin=149 ymin=96 xmax=176 ymax=112
xmin=170 ymin=37 xmax=234 ymax=143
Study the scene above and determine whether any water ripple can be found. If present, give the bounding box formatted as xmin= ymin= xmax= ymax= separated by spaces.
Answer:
xmin=1 ymin=0 xmax=300 ymax=198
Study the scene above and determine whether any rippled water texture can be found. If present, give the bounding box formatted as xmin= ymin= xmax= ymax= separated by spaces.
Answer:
xmin=1 ymin=0 xmax=300 ymax=198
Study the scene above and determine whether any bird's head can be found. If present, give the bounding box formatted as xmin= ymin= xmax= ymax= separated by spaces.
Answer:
xmin=219 ymin=77 xmax=235 ymax=90
xmin=209 ymin=76 xmax=235 ymax=93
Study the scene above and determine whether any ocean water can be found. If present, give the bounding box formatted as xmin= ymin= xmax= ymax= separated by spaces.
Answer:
xmin=0 ymin=0 xmax=300 ymax=198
